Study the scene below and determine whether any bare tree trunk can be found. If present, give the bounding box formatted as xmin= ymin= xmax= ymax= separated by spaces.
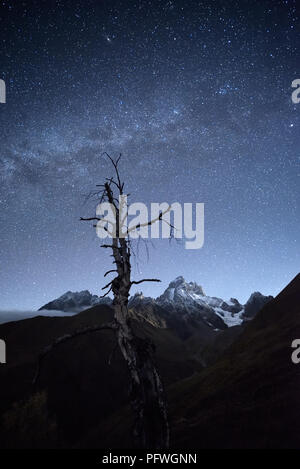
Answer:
xmin=104 ymin=173 xmax=169 ymax=449
xmin=114 ymin=300 xmax=169 ymax=449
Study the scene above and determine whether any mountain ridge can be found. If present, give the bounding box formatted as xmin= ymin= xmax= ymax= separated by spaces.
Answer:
xmin=39 ymin=276 xmax=273 ymax=333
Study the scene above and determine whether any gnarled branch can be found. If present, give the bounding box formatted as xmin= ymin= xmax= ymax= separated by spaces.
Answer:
xmin=102 ymin=280 xmax=113 ymax=290
xmin=126 ymin=205 xmax=171 ymax=234
xmin=33 ymin=321 xmax=117 ymax=386
xmin=131 ymin=278 xmax=161 ymax=286
xmin=100 ymin=285 xmax=113 ymax=298
xmin=104 ymin=269 xmax=117 ymax=277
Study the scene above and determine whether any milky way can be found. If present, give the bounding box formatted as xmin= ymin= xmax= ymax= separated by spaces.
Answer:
xmin=0 ymin=0 xmax=299 ymax=309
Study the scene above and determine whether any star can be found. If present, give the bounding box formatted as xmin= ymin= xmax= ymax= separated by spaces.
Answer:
xmin=0 ymin=0 xmax=298 ymax=309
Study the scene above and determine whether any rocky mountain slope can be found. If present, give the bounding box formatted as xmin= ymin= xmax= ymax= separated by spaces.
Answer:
xmin=0 ymin=274 xmax=298 ymax=448
xmin=91 ymin=273 xmax=300 ymax=449
xmin=168 ymin=273 xmax=300 ymax=448
xmin=0 ymin=304 xmax=200 ymax=448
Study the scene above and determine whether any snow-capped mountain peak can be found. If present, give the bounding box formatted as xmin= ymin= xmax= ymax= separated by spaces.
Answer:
xmin=39 ymin=290 xmax=112 ymax=312
xmin=157 ymin=276 xmax=244 ymax=328
xmin=158 ymin=276 xmax=205 ymax=302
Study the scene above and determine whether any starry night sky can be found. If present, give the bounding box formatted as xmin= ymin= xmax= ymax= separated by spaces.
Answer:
xmin=0 ymin=0 xmax=299 ymax=310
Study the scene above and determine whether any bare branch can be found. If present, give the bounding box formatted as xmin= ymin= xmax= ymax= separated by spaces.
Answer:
xmin=127 ymin=205 xmax=171 ymax=234
xmin=99 ymin=285 xmax=113 ymax=298
xmin=104 ymin=269 xmax=117 ymax=277
xmin=105 ymin=177 xmax=119 ymax=190
xmin=33 ymin=321 xmax=117 ymax=386
xmin=82 ymin=216 xmax=114 ymax=237
xmin=161 ymin=218 xmax=175 ymax=230
xmin=131 ymin=278 xmax=161 ymax=286
xmin=81 ymin=217 xmax=115 ymax=227
xmin=80 ymin=216 xmax=101 ymax=222
xmin=102 ymin=280 xmax=113 ymax=290
xmin=82 ymin=190 xmax=104 ymax=205
xmin=116 ymin=153 xmax=122 ymax=165
xmin=100 ymin=152 xmax=123 ymax=193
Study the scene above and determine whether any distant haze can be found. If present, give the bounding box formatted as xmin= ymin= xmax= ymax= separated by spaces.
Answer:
xmin=0 ymin=310 xmax=77 ymax=325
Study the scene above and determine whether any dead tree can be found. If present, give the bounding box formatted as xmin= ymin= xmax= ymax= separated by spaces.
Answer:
xmin=34 ymin=153 xmax=170 ymax=449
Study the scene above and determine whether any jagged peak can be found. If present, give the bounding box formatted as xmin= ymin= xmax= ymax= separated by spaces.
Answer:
xmin=59 ymin=289 xmax=92 ymax=298
xmin=131 ymin=291 xmax=144 ymax=299
xmin=246 ymin=291 xmax=264 ymax=301
xmin=243 ymin=291 xmax=273 ymax=319
xmin=245 ymin=291 xmax=273 ymax=306
xmin=166 ymin=276 xmax=205 ymax=296
xmin=168 ymin=276 xmax=186 ymax=287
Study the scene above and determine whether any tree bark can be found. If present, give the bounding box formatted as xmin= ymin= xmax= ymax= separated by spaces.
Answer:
xmin=114 ymin=301 xmax=169 ymax=449
xmin=104 ymin=176 xmax=169 ymax=449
